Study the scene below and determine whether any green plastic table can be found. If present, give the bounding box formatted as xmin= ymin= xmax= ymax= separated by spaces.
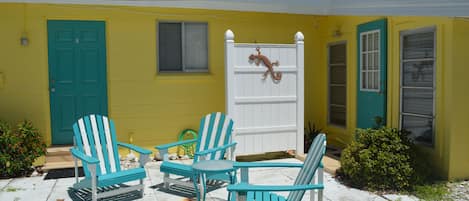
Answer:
xmin=192 ymin=160 xmax=236 ymax=201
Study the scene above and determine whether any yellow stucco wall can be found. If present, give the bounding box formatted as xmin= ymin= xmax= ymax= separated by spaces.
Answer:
xmin=447 ymin=18 xmax=469 ymax=179
xmin=314 ymin=16 xmax=456 ymax=178
xmin=0 ymin=3 xmax=319 ymax=151
xmin=1 ymin=3 xmax=468 ymax=179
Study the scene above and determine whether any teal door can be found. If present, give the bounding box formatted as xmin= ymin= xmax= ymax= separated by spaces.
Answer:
xmin=48 ymin=20 xmax=108 ymax=145
xmin=357 ymin=19 xmax=387 ymax=128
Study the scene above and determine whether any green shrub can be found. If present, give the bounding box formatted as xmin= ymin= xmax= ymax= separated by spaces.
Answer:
xmin=0 ymin=120 xmax=46 ymax=178
xmin=337 ymin=127 xmax=418 ymax=191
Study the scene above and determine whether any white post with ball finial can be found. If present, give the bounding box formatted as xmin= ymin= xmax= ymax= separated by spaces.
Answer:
xmin=224 ymin=29 xmax=237 ymax=162
xmin=295 ymin=31 xmax=305 ymax=156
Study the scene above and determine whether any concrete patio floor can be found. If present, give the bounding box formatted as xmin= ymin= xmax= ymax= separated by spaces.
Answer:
xmin=0 ymin=158 xmax=418 ymax=201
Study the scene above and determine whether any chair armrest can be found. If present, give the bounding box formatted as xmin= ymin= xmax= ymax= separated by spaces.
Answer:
xmin=194 ymin=142 xmax=237 ymax=156
xmin=117 ymin=142 xmax=152 ymax=155
xmin=70 ymin=148 xmax=99 ymax=164
xmin=234 ymin=162 xmax=303 ymax=169
xmin=154 ymin=139 xmax=198 ymax=151
xmin=227 ymin=183 xmax=324 ymax=192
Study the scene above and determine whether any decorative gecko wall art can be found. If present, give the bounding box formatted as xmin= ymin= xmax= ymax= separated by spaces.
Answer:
xmin=248 ymin=47 xmax=282 ymax=81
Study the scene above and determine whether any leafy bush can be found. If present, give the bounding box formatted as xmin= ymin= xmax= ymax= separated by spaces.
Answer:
xmin=0 ymin=120 xmax=46 ymax=178
xmin=337 ymin=127 xmax=420 ymax=191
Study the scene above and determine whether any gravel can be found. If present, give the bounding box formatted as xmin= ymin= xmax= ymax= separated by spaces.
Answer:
xmin=447 ymin=180 xmax=469 ymax=201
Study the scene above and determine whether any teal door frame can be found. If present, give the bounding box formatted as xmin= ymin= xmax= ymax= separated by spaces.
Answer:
xmin=48 ymin=20 xmax=108 ymax=145
xmin=356 ymin=18 xmax=387 ymax=128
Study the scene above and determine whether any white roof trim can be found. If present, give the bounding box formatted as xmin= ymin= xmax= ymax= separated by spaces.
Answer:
xmin=0 ymin=0 xmax=330 ymax=15
xmin=2 ymin=0 xmax=469 ymax=16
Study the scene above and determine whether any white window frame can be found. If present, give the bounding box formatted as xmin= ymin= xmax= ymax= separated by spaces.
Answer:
xmin=359 ymin=29 xmax=381 ymax=92
xmin=157 ymin=21 xmax=209 ymax=73
xmin=399 ymin=26 xmax=436 ymax=147
xmin=328 ymin=41 xmax=347 ymax=127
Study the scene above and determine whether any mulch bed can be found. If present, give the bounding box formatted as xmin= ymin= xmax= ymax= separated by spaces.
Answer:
xmin=236 ymin=151 xmax=294 ymax=162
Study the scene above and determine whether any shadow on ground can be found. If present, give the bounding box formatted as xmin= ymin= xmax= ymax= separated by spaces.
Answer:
xmin=150 ymin=180 xmax=229 ymax=200
xmin=67 ymin=185 xmax=143 ymax=201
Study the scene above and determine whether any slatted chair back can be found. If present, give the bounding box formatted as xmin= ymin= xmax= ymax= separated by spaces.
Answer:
xmin=194 ymin=112 xmax=234 ymax=162
xmin=73 ymin=114 xmax=121 ymax=177
xmin=287 ymin=133 xmax=327 ymax=201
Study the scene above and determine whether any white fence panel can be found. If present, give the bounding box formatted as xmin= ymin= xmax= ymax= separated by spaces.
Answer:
xmin=225 ymin=30 xmax=305 ymax=156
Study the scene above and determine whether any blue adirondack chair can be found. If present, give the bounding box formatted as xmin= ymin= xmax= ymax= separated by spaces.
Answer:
xmin=227 ymin=133 xmax=327 ymax=201
xmin=155 ymin=112 xmax=236 ymax=189
xmin=69 ymin=114 xmax=152 ymax=201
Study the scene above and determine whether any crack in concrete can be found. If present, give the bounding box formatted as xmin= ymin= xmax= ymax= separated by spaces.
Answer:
xmin=45 ymin=179 xmax=58 ymax=201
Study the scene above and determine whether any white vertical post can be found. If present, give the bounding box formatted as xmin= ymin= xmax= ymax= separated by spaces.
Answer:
xmin=89 ymin=164 xmax=98 ymax=201
xmin=295 ymin=32 xmax=305 ymax=155
xmin=318 ymin=168 xmax=324 ymax=201
xmin=225 ymin=29 xmax=236 ymax=159
xmin=310 ymin=174 xmax=316 ymax=201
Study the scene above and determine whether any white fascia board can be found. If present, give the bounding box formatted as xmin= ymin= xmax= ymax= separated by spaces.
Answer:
xmin=327 ymin=0 xmax=469 ymax=16
xmin=0 ymin=0 xmax=329 ymax=15
xmin=329 ymin=6 xmax=469 ymax=17
xmin=1 ymin=0 xmax=469 ymax=16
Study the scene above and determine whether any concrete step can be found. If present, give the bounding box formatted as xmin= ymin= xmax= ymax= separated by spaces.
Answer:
xmin=43 ymin=146 xmax=82 ymax=171
xmin=296 ymin=154 xmax=341 ymax=175
xmin=46 ymin=146 xmax=72 ymax=156
xmin=322 ymin=155 xmax=341 ymax=175
xmin=46 ymin=146 xmax=73 ymax=163
xmin=46 ymin=153 xmax=74 ymax=163
xmin=43 ymin=161 xmax=82 ymax=171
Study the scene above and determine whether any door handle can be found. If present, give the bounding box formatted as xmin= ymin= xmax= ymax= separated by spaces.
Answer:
xmin=50 ymin=79 xmax=56 ymax=92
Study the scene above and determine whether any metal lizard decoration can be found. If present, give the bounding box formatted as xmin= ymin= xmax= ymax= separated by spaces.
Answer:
xmin=248 ymin=47 xmax=282 ymax=81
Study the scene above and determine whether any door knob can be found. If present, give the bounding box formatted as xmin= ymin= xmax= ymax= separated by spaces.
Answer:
xmin=50 ymin=88 xmax=55 ymax=92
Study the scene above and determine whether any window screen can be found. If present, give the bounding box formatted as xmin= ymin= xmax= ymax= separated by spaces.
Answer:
xmin=328 ymin=43 xmax=347 ymax=126
xmin=360 ymin=30 xmax=380 ymax=91
xmin=158 ymin=22 xmax=208 ymax=72
xmin=400 ymin=28 xmax=435 ymax=146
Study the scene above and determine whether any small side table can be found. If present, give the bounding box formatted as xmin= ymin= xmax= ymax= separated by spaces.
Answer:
xmin=192 ymin=160 xmax=236 ymax=201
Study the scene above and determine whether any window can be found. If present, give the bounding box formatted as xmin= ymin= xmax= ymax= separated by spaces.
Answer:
xmin=360 ymin=30 xmax=380 ymax=91
xmin=158 ymin=22 xmax=208 ymax=72
xmin=400 ymin=27 xmax=435 ymax=146
xmin=328 ymin=42 xmax=346 ymax=126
